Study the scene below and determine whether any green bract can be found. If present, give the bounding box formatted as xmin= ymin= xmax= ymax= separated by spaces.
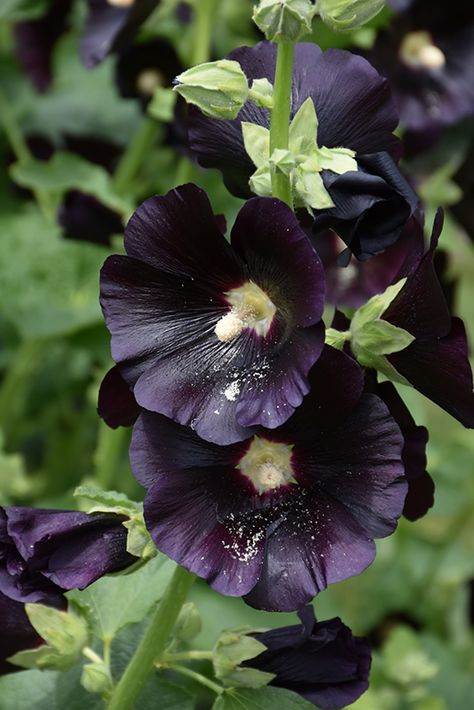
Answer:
xmin=213 ymin=629 xmax=276 ymax=689
xmin=8 ymin=604 xmax=89 ymax=671
xmin=317 ymin=0 xmax=386 ymax=32
xmin=173 ymin=60 xmax=249 ymax=120
xmin=242 ymin=97 xmax=357 ymax=211
xmin=253 ymin=0 xmax=318 ymax=42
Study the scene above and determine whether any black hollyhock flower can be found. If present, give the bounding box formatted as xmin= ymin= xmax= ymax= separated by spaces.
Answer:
xmin=100 ymin=183 xmax=326 ymax=445
xmin=58 ymin=191 xmax=123 ymax=246
xmin=0 ymin=507 xmax=136 ymax=605
xmin=379 ymin=211 xmax=474 ymax=428
xmin=188 ymin=41 xmax=418 ymax=260
xmin=98 ymin=365 xmax=141 ymax=428
xmin=116 ymin=37 xmax=183 ymax=107
xmin=130 ymin=347 xmax=407 ymax=612
xmin=14 ymin=0 xmax=73 ymax=92
xmin=80 ymin=0 xmax=161 ymax=69
xmin=368 ymin=0 xmax=474 ymax=133
xmin=311 ymin=215 xmax=425 ymax=309
xmin=243 ymin=607 xmax=371 ymax=709
xmin=0 ymin=592 xmax=44 ymax=675
xmin=366 ymin=377 xmax=433 ymax=521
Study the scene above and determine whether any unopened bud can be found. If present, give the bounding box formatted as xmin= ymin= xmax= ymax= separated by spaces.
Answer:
xmin=81 ymin=661 xmax=113 ymax=694
xmin=174 ymin=60 xmax=249 ymax=120
xmin=253 ymin=0 xmax=317 ymax=42
xmin=317 ymin=0 xmax=386 ymax=31
xmin=174 ymin=602 xmax=202 ymax=642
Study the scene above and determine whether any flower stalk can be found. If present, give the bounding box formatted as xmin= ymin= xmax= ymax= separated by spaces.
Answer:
xmin=269 ymin=41 xmax=294 ymax=206
xmin=107 ymin=565 xmax=195 ymax=710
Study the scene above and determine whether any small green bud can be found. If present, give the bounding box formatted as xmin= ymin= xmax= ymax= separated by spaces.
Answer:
xmin=173 ymin=602 xmax=202 ymax=643
xmin=253 ymin=0 xmax=317 ymax=42
xmin=174 ymin=60 xmax=249 ymax=120
xmin=213 ymin=629 xmax=275 ymax=689
xmin=8 ymin=604 xmax=89 ymax=671
xmin=317 ymin=0 xmax=386 ymax=32
xmin=81 ymin=660 xmax=113 ymax=695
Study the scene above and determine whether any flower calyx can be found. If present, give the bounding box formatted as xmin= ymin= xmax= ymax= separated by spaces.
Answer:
xmin=213 ymin=628 xmax=276 ymax=688
xmin=317 ymin=0 xmax=386 ymax=32
xmin=253 ymin=0 xmax=318 ymax=42
xmin=243 ymin=97 xmax=357 ymax=212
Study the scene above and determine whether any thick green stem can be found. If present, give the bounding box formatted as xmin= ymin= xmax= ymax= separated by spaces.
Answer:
xmin=0 ymin=90 xmax=55 ymax=220
xmin=107 ymin=565 xmax=195 ymax=710
xmin=112 ymin=116 xmax=158 ymax=196
xmin=269 ymin=41 xmax=294 ymax=207
xmin=163 ymin=650 xmax=214 ymax=662
xmin=191 ymin=0 xmax=219 ymax=66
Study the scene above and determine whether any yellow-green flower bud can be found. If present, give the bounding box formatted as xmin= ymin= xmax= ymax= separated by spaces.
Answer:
xmin=174 ymin=60 xmax=249 ymax=120
xmin=317 ymin=0 xmax=386 ymax=32
xmin=253 ymin=0 xmax=317 ymax=42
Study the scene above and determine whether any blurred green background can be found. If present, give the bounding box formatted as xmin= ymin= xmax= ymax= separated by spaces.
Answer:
xmin=0 ymin=1 xmax=473 ymax=708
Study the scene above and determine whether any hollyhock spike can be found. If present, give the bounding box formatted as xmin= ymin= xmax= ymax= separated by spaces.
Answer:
xmin=130 ymin=346 xmax=407 ymax=612
xmin=100 ymin=184 xmax=326 ymax=445
xmin=243 ymin=608 xmax=371 ymax=709
xmin=0 ymin=507 xmax=137 ymax=604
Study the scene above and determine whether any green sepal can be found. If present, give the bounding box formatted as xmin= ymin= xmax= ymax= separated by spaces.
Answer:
xmin=269 ymin=148 xmax=296 ymax=175
xmin=173 ymin=60 xmax=249 ymax=120
xmin=213 ymin=629 xmax=275 ymax=689
xmin=147 ymin=86 xmax=177 ymax=122
xmin=242 ymin=122 xmax=270 ymax=168
xmin=248 ymin=78 xmax=274 ymax=109
xmin=81 ymin=660 xmax=113 ymax=695
xmin=353 ymin=319 xmax=415 ymax=357
xmin=317 ymin=0 xmax=386 ymax=32
xmin=325 ymin=327 xmax=351 ymax=350
xmin=253 ymin=0 xmax=317 ymax=42
xmin=8 ymin=604 xmax=89 ymax=671
xmin=122 ymin=515 xmax=157 ymax=560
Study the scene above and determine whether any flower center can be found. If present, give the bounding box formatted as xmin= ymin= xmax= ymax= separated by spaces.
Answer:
xmin=136 ymin=69 xmax=165 ymax=96
xmin=399 ymin=31 xmax=446 ymax=70
xmin=238 ymin=436 xmax=295 ymax=495
xmin=214 ymin=281 xmax=276 ymax=342
xmin=107 ymin=0 xmax=135 ymax=7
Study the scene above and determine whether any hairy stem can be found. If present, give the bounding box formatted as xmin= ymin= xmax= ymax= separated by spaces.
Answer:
xmin=269 ymin=41 xmax=294 ymax=207
xmin=107 ymin=565 xmax=195 ymax=710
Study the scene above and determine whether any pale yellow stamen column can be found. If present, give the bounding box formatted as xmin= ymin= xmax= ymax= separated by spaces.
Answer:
xmin=214 ymin=281 xmax=277 ymax=343
xmin=239 ymin=437 xmax=295 ymax=495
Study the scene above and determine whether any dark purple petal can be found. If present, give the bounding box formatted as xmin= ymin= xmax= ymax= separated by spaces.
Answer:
xmin=372 ymin=381 xmax=433 ymax=521
xmin=58 ymin=190 xmax=123 ymax=246
xmin=98 ymin=365 xmax=140 ymax=428
xmin=3 ymin=508 xmax=136 ymax=592
xmin=382 ymin=209 xmax=451 ymax=338
xmin=80 ymin=0 xmax=160 ymax=68
xmin=0 ymin=592 xmax=44 ymax=675
xmin=246 ymin=611 xmax=371 ymax=709
xmin=189 ymin=42 xmax=400 ymax=198
xmin=312 ymin=153 xmax=418 ymax=261
xmin=387 ymin=317 xmax=474 ymax=428
xmin=14 ymin=0 xmax=73 ymax=91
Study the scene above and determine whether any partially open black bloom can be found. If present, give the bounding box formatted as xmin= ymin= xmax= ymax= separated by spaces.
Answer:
xmin=80 ymin=0 xmax=161 ymax=68
xmin=14 ymin=0 xmax=73 ymax=91
xmin=311 ymin=215 xmax=424 ymax=309
xmin=0 ymin=507 xmax=136 ymax=605
xmin=368 ymin=0 xmax=474 ymax=133
xmin=380 ymin=211 xmax=474 ymax=427
xmin=116 ymin=37 xmax=183 ymax=107
xmin=244 ymin=607 xmax=371 ymax=709
xmin=188 ymin=41 xmax=417 ymax=260
xmin=130 ymin=347 xmax=406 ymax=612
xmin=58 ymin=191 xmax=123 ymax=246
xmin=366 ymin=376 xmax=433 ymax=521
xmin=0 ymin=592 xmax=44 ymax=675
xmin=100 ymin=183 xmax=326 ymax=445
xmin=98 ymin=365 xmax=141 ymax=428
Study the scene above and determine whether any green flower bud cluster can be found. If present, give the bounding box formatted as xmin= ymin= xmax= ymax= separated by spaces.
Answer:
xmin=326 ymin=279 xmax=415 ymax=383
xmin=317 ymin=0 xmax=386 ymax=32
xmin=242 ymin=97 xmax=357 ymax=211
xmin=253 ymin=0 xmax=318 ymax=42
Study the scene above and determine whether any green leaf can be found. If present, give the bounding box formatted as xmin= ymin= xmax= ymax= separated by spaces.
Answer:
xmin=74 ymin=485 xmax=141 ymax=517
xmin=213 ymin=686 xmax=315 ymax=709
xmin=353 ymin=319 xmax=415 ymax=357
xmin=0 ymin=668 xmax=103 ymax=710
xmin=67 ymin=555 xmax=176 ymax=640
xmin=10 ymin=152 xmax=132 ymax=217
xmin=0 ymin=0 xmax=48 ymax=21
xmin=0 ymin=211 xmax=109 ymax=338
